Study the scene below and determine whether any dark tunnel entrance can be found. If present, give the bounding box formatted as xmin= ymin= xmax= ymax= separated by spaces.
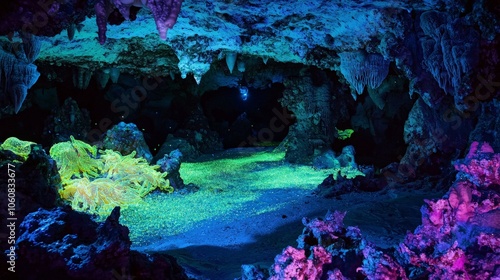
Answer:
xmin=201 ymin=83 xmax=291 ymax=148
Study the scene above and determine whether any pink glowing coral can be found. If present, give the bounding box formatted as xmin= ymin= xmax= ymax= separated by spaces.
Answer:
xmin=477 ymin=232 xmax=500 ymax=251
xmin=397 ymin=141 xmax=500 ymax=279
xmin=265 ymin=210 xmax=408 ymax=280
xmin=454 ymin=141 xmax=500 ymax=187
xmin=270 ymin=246 xmax=332 ymax=280
xmin=361 ymin=245 xmax=407 ymax=280
xmin=299 ymin=210 xmax=348 ymax=247
xmin=264 ymin=211 xmax=367 ymax=279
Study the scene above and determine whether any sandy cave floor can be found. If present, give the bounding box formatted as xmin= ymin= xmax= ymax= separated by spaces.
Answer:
xmin=119 ymin=148 xmax=445 ymax=279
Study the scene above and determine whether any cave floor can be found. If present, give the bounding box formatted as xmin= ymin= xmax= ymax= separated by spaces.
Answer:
xmin=121 ymin=148 xmax=444 ymax=280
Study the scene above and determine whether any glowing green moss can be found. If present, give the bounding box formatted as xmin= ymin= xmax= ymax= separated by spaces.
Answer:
xmin=121 ymin=150 xmax=334 ymax=245
xmin=121 ymin=149 xmax=368 ymax=245
xmin=0 ymin=137 xmax=36 ymax=161
xmin=336 ymin=128 xmax=354 ymax=140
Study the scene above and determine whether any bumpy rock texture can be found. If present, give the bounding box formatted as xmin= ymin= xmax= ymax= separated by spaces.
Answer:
xmin=2 ymin=1 xmax=497 ymax=99
xmin=8 ymin=206 xmax=189 ymax=280
xmin=103 ymin=121 xmax=153 ymax=162
xmin=279 ymin=74 xmax=334 ymax=163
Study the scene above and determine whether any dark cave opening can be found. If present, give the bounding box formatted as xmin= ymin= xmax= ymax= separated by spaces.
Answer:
xmin=0 ymin=104 xmax=50 ymax=145
xmin=47 ymin=71 xmax=194 ymax=154
xmin=201 ymin=83 xmax=289 ymax=148
xmin=0 ymin=64 xmax=415 ymax=171
xmin=333 ymin=77 xmax=416 ymax=169
xmin=0 ymin=69 xmax=163 ymax=150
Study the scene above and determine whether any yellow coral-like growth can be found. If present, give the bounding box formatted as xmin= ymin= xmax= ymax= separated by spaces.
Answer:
xmin=60 ymin=177 xmax=143 ymax=217
xmin=50 ymin=136 xmax=171 ymax=217
xmin=0 ymin=137 xmax=36 ymax=161
xmin=49 ymin=136 xmax=102 ymax=183
xmin=101 ymin=150 xmax=172 ymax=197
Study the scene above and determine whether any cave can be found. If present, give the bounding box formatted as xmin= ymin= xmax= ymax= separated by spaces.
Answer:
xmin=0 ymin=1 xmax=499 ymax=280
xmin=201 ymin=83 xmax=289 ymax=148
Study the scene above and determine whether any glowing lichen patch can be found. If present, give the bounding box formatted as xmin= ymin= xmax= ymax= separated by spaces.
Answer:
xmin=1 ymin=137 xmax=36 ymax=161
xmin=121 ymin=150 xmax=334 ymax=246
xmin=180 ymin=151 xmax=331 ymax=190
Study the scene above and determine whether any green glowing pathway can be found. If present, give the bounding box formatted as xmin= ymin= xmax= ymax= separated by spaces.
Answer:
xmin=121 ymin=148 xmax=442 ymax=279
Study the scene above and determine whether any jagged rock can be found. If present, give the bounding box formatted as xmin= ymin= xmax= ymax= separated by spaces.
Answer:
xmin=11 ymin=207 xmax=189 ymax=280
xmin=102 ymin=122 xmax=153 ymax=162
xmin=398 ymin=98 xmax=474 ymax=180
xmin=279 ymin=73 xmax=334 ymax=164
xmin=0 ymin=144 xmax=61 ymax=275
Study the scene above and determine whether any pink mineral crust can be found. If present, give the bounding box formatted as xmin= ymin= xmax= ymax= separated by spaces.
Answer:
xmin=448 ymin=181 xmax=475 ymax=223
xmin=361 ymin=244 xmax=407 ymax=280
xmin=327 ymin=269 xmax=349 ymax=280
xmin=396 ymin=142 xmax=500 ymax=279
xmin=300 ymin=210 xmax=346 ymax=247
xmin=477 ymin=232 xmax=500 ymax=252
xmin=454 ymin=141 xmax=500 ymax=187
xmin=268 ymin=210 xmax=366 ymax=279
xmin=270 ymin=246 xmax=332 ymax=280
xmin=466 ymin=141 xmax=495 ymax=159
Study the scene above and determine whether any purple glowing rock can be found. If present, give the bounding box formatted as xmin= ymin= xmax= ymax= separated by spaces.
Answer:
xmin=144 ymin=0 xmax=183 ymax=40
